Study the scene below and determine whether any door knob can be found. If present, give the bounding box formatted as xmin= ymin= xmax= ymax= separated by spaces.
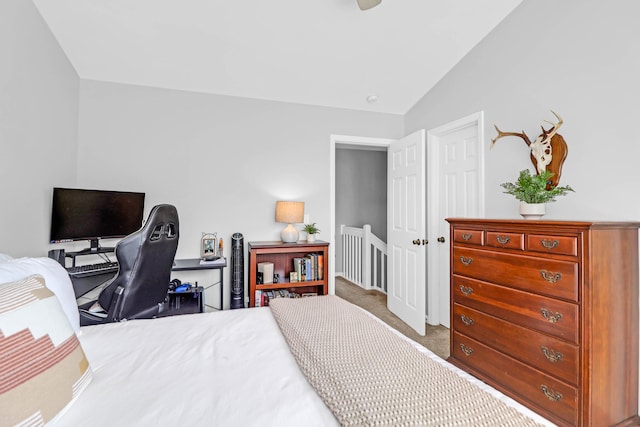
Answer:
xmin=412 ymin=239 xmax=420 ymax=245
xmin=437 ymin=236 xmax=445 ymax=243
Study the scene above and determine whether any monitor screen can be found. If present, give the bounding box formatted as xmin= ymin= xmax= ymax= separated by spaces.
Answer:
xmin=50 ymin=187 xmax=145 ymax=245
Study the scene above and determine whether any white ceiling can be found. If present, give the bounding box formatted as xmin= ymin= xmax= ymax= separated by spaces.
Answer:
xmin=33 ymin=0 xmax=522 ymax=114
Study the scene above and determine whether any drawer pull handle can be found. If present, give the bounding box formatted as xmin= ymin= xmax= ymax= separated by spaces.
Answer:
xmin=496 ymin=235 xmax=511 ymax=245
xmin=460 ymin=343 xmax=474 ymax=356
xmin=459 ymin=285 xmax=474 ymax=296
xmin=541 ymin=346 xmax=563 ymax=363
xmin=460 ymin=314 xmax=474 ymax=326
xmin=541 ymin=385 xmax=563 ymax=402
xmin=459 ymin=256 xmax=473 ymax=266
xmin=540 ymin=270 xmax=562 ymax=283
xmin=541 ymin=239 xmax=560 ymax=250
xmin=461 ymin=233 xmax=473 ymax=241
xmin=540 ymin=309 xmax=563 ymax=323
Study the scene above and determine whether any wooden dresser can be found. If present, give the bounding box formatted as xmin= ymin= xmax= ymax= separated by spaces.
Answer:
xmin=447 ymin=219 xmax=639 ymax=427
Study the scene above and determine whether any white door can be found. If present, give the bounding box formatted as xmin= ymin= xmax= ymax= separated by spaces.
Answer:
xmin=427 ymin=112 xmax=485 ymax=328
xmin=387 ymin=130 xmax=426 ymax=336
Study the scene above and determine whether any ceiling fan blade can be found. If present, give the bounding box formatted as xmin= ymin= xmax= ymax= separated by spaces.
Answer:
xmin=357 ymin=0 xmax=382 ymax=11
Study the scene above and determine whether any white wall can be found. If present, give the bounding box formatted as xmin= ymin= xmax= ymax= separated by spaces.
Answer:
xmin=76 ymin=80 xmax=403 ymax=262
xmin=0 ymin=0 xmax=79 ymax=258
xmin=406 ymin=0 xmax=640 ymax=222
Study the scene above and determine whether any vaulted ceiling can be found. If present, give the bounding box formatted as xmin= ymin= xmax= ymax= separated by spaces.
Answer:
xmin=33 ymin=0 xmax=522 ymax=114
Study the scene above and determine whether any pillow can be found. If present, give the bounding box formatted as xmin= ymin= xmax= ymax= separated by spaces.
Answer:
xmin=0 ymin=257 xmax=80 ymax=331
xmin=0 ymin=253 xmax=13 ymax=263
xmin=0 ymin=275 xmax=92 ymax=426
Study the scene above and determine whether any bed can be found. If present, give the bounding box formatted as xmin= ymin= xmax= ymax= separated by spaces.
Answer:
xmin=0 ymin=256 xmax=556 ymax=427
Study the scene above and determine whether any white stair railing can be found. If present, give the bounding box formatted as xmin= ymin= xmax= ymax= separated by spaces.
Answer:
xmin=340 ymin=224 xmax=387 ymax=293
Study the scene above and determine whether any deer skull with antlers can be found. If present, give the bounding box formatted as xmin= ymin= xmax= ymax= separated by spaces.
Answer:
xmin=491 ymin=111 xmax=568 ymax=188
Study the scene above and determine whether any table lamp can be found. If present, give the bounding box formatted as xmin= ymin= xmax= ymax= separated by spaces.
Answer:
xmin=275 ymin=201 xmax=304 ymax=243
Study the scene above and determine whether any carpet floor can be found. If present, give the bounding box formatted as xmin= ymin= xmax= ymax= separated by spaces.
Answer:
xmin=335 ymin=277 xmax=450 ymax=360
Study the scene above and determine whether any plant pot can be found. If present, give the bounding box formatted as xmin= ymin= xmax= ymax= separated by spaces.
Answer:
xmin=519 ymin=201 xmax=546 ymax=220
xmin=306 ymin=234 xmax=316 ymax=243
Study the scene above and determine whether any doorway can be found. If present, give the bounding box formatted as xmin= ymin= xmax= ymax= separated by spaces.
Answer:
xmin=329 ymin=135 xmax=393 ymax=295
xmin=335 ymin=145 xmax=388 ymax=283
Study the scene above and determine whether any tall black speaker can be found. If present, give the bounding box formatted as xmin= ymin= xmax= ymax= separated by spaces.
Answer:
xmin=230 ymin=232 xmax=245 ymax=309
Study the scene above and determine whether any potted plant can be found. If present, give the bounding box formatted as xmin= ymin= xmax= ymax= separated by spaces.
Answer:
xmin=302 ymin=223 xmax=320 ymax=242
xmin=501 ymin=169 xmax=574 ymax=219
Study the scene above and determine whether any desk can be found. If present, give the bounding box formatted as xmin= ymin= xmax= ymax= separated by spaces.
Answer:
xmin=172 ymin=258 xmax=227 ymax=310
xmin=70 ymin=258 xmax=227 ymax=310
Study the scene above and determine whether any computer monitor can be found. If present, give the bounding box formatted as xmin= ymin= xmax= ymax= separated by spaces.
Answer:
xmin=50 ymin=187 xmax=145 ymax=253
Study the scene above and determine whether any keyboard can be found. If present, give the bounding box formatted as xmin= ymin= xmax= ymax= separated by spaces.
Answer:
xmin=67 ymin=262 xmax=118 ymax=278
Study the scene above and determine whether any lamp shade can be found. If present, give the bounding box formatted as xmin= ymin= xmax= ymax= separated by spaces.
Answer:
xmin=275 ymin=201 xmax=304 ymax=224
xmin=275 ymin=201 xmax=304 ymax=243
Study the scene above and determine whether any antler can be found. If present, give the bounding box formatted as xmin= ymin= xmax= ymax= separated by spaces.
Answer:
xmin=540 ymin=110 xmax=563 ymax=141
xmin=490 ymin=125 xmax=532 ymax=149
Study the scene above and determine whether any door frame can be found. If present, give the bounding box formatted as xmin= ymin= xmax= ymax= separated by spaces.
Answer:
xmin=329 ymin=134 xmax=394 ymax=295
xmin=425 ymin=111 xmax=485 ymax=325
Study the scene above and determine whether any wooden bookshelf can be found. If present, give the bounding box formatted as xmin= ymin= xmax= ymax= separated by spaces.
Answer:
xmin=248 ymin=240 xmax=329 ymax=307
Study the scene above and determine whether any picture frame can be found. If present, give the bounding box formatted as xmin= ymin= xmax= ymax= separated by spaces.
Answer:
xmin=289 ymin=272 xmax=298 ymax=283
xmin=201 ymin=232 xmax=218 ymax=261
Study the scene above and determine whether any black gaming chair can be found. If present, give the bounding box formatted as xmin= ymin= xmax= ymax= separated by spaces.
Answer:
xmin=79 ymin=204 xmax=179 ymax=326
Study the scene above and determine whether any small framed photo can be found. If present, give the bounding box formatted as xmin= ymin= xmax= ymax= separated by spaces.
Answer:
xmin=289 ymin=272 xmax=298 ymax=283
xmin=201 ymin=232 xmax=218 ymax=261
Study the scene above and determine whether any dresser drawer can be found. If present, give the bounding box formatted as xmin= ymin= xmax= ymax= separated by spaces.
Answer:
xmin=453 ymin=247 xmax=579 ymax=302
xmin=485 ymin=231 xmax=524 ymax=250
xmin=452 ymin=332 xmax=578 ymax=426
xmin=452 ymin=276 xmax=578 ymax=343
xmin=453 ymin=228 xmax=484 ymax=245
xmin=453 ymin=304 xmax=579 ymax=384
xmin=527 ymin=234 xmax=578 ymax=257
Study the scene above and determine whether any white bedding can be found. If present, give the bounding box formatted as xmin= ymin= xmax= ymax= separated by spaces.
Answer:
xmin=57 ymin=308 xmax=338 ymax=427
xmin=56 ymin=304 xmax=555 ymax=427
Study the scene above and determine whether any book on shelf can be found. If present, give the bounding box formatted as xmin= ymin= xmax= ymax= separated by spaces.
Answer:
xmin=255 ymin=290 xmax=262 ymax=307
xmin=265 ymin=291 xmax=275 ymax=306
xmin=293 ymin=257 xmax=305 ymax=280
xmin=304 ymin=257 xmax=312 ymax=281
xmin=317 ymin=254 xmax=323 ymax=280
